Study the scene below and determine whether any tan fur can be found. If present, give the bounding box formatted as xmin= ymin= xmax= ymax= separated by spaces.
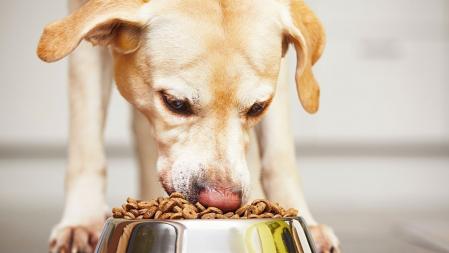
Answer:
xmin=37 ymin=0 xmax=146 ymax=62
xmin=132 ymin=108 xmax=166 ymax=200
xmin=37 ymin=0 xmax=339 ymax=252
xmin=287 ymin=0 xmax=326 ymax=113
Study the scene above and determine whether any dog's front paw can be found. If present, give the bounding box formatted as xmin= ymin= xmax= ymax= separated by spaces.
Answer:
xmin=308 ymin=224 xmax=341 ymax=253
xmin=49 ymin=221 xmax=104 ymax=253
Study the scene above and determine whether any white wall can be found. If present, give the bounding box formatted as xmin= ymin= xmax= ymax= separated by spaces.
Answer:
xmin=0 ymin=0 xmax=448 ymax=148
xmin=291 ymin=0 xmax=449 ymax=144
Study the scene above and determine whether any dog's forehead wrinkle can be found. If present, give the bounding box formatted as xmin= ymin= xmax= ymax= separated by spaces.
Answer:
xmin=238 ymin=80 xmax=275 ymax=108
xmin=154 ymin=77 xmax=201 ymax=99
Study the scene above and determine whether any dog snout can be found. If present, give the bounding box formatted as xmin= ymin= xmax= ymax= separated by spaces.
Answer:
xmin=197 ymin=186 xmax=242 ymax=212
xmin=162 ymin=176 xmax=243 ymax=212
xmin=159 ymin=159 xmax=247 ymax=211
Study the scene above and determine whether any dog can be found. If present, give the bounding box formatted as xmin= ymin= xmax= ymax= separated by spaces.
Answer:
xmin=37 ymin=0 xmax=340 ymax=252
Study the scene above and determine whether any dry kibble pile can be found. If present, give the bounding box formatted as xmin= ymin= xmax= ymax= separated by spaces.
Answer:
xmin=112 ymin=192 xmax=298 ymax=220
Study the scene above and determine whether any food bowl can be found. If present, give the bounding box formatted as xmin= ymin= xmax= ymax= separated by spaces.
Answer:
xmin=95 ymin=217 xmax=316 ymax=253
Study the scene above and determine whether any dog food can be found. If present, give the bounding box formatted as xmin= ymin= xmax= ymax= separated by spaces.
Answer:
xmin=112 ymin=192 xmax=298 ymax=220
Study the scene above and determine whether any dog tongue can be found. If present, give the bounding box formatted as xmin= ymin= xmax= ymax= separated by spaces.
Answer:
xmin=198 ymin=188 xmax=241 ymax=212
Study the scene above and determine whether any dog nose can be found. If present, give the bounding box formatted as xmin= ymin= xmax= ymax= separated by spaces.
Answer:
xmin=198 ymin=188 xmax=242 ymax=212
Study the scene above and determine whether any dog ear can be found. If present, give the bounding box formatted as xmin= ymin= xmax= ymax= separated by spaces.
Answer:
xmin=37 ymin=0 xmax=149 ymax=62
xmin=284 ymin=1 xmax=326 ymax=114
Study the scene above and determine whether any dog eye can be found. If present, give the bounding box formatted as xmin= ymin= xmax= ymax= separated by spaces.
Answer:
xmin=161 ymin=93 xmax=193 ymax=115
xmin=247 ymin=102 xmax=266 ymax=117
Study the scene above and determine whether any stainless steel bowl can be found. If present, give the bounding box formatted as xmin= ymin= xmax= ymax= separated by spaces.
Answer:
xmin=95 ymin=217 xmax=316 ymax=253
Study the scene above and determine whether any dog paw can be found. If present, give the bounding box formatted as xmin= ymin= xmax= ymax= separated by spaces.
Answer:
xmin=308 ymin=224 xmax=341 ymax=253
xmin=49 ymin=223 xmax=103 ymax=253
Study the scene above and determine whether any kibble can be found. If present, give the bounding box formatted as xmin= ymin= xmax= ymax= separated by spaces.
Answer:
xmin=112 ymin=193 xmax=299 ymax=220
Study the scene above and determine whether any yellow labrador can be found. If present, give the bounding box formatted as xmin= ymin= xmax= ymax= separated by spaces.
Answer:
xmin=37 ymin=0 xmax=340 ymax=252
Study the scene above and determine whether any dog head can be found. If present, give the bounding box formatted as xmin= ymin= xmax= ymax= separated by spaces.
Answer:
xmin=37 ymin=0 xmax=325 ymax=210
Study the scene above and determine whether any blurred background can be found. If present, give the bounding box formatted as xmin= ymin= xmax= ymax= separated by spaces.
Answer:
xmin=1 ymin=0 xmax=448 ymax=252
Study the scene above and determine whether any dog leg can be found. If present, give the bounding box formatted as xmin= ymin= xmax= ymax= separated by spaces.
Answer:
xmin=257 ymin=57 xmax=340 ymax=253
xmin=132 ymin=108 xmax=166 ymax=200
xmin=247 ymin=128 xmax=266 ymax=200
xmin=49 ymin=2 xmax=113 ymax=249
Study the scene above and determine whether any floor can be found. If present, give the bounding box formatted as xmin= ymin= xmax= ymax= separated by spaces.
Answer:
xmin=1 ymin=156 xmax=448 ymax=253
